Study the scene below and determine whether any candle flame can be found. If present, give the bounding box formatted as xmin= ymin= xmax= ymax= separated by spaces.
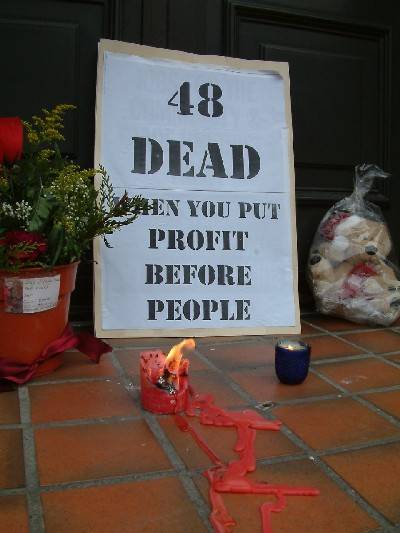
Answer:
xmin=165 ymin=338 xmax=195 ymax=374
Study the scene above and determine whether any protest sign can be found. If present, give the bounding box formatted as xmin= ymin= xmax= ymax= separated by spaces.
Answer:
xmin=94 ymin=40 xmax=300 ymax=337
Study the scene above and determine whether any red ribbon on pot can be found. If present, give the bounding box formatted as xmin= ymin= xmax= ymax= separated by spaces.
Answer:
xmin=0 ymin=117 xmax=23 ymax=164
xmin=0 ymin=324 xmax=112 ymax=384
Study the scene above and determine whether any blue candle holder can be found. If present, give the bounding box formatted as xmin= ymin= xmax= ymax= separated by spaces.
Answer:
xmin=275 ymin=339 xmax=311 ymax=385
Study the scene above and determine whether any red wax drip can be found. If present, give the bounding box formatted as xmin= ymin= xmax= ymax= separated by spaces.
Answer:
xmin=176 ymin=391 xmax=319 ymax=532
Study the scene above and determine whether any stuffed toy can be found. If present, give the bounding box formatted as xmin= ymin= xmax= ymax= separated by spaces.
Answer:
xmin=308 ymin=164 xmax=400 ymax=326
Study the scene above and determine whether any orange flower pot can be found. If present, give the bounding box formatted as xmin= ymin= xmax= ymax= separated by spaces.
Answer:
xmin=0 ymin=262 xmax=79 ymax=378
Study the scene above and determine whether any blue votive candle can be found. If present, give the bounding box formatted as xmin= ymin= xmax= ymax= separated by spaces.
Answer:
xmin=275 ymin=339 xmax=311 ymax=385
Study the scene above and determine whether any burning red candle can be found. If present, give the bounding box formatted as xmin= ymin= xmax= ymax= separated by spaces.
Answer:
xmin=140 ymin=339 xmax=195 ymax=415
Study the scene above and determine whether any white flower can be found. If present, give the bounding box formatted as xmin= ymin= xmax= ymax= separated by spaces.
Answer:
xmin=0 ymin=201 xmax=32 ymax=228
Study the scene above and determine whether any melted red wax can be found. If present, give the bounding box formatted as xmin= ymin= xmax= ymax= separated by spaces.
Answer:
xmin=175 ymin=390 xmax=319 ymax=532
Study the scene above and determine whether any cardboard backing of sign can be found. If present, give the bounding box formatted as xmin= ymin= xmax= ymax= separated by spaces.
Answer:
xmin=94 ymin=39 xmax=300 ymax=337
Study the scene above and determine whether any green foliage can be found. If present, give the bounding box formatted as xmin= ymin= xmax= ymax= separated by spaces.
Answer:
xmin=0 ymin=105 xmax=148 ymax=269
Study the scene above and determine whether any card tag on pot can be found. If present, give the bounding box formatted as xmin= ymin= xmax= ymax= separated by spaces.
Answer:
xmin=4 ymin=275 xmax=61 ymax=313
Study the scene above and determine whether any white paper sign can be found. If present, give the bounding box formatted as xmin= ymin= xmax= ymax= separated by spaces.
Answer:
xmin=94 ymin=40 xmax=300 ymax=337
xmin=4 ymin=275 xmax=60 ymax=314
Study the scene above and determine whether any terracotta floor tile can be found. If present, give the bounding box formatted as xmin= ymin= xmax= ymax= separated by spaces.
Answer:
xmin=189 ymin=371 xmax=245 ymax=407
xmin=325 ymin=442 xmax=400 ymax=523
xmin=185 ymin=353 xmax=210 ymax=371
xmin=198 ymin=335 xmax=260 ymax=344
xmin=274 ymin=398 xmax=400 ymax=450
xmin=308 ymin=335 xmax=364 ymax=360
xmin=0 ymin=390 xmax=20 ymax=424
xmin=362 ymin=389 xmax=400 ymax=419
xmin=193 ymin=459 xmax=377 ymax=533
xmin=300 ymin=321 xmax=320 ymax=335
xmin=159 ymin=413 xmax=299 ymax=469
xmin=199 ymin=342 xmax=275 ymax=369
xmin=318 ymin=358 xmax=400 ymax=392
xmin=36 ymin=420 xmax=171 ymax=485
xmin=0 ymin=495 xmax=29 ymax=532
xmin=0 ymin=429 xmax=24 ymax=489
xmin=341 ymin=330 xmax=400 ymax=354
xmin=305 ymin=314 xmax=371 ymax=332
xmin=107 ymin=337 xmax=181 ymax=348
xmin=117 ymin=347 xmax=208 ymax=377
xmin=229 ymin=366 xmax=337 ymax=402
xmin=42 ymin=477 xmax=206 ymax=532
xmin=383 ymin=353 xmax=400 ymax=366
xmin=31 ymin=352 xmax=117 ymax=382
xmin=30 ymin=381 xmax=138 ymax=423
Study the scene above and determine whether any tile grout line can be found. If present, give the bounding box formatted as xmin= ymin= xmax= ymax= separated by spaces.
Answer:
xmin=311 ymin=368 xmax=400 ymax=429
xmin=0 ymin=487 xmax=27 ymax=497
xmin=104 ymin=319 xmax=399 ymax=351
xmin=302 ymin=320 xmax=400 ymax=409
xmin=28 ymin=376 xmax=117 ymax=386
xmin=0 ymin=422 xmax=23 ymax=430
xmin=110 ymin=336 xmax=275 ymax=351
xmin=3 ymin=431 xmax=400 ymax=498
xmin=302 ymin=319 xmax=400 ymax=370
xmin=302 ymin=317 xmax=395 ymax=339
xmin=312 ymin=353 xmax=376 ymax=365
xmin=300 ymin=317 xmax=389 ymax=336
xmin=307 ymin=316 xmax=400 ymax=368
xmin=261 ymin=415 xmax=397 ymax=530
xmin=39 ymin=469 xmax=178 ymax=493
xmin=3 ymin=428 xmax=400 ymax=499
xmin=110 ymin=352 xmax=213 ymax=533
xmin=310 ymin=457 xmax=396 ymax=532
xmin=3 ymin=380 xmax=398 ymax=431
xmin=22 ymin=347 xmax=400 ymax=387
xmin=317 ymin=434 xmax=400 ymax=457
xmin=255 ymin=382 xmax=400 ymax=408
xmin=22 ymin=343 xmax=400 ymax=390
xmin=18 ymin=386 xmax=45 ymax=533
xmin=10 ymin=328 xmax=396 ymax=530
xmin=97 ymin=315 xmax=400 ymax=351
xmin=32 ymin=414 xmax=143 ymax=430
xmin=192 ymin=347 xmax=396 ymax=529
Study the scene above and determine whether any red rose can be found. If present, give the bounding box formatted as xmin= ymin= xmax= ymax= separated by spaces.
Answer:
xmin=2 ymin=230 xmax=47 ymax=262
xmin=0 ymin=118 xmax=23 ymax=164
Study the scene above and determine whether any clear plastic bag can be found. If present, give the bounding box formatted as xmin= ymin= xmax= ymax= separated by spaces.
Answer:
xmin=308 ymin=164 xmax=400 ymax=326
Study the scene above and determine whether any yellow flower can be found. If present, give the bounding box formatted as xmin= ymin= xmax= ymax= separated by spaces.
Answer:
xmin=0 ymin=177 xmax=8 ymax=192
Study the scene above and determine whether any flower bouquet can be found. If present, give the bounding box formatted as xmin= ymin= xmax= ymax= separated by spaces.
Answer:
xmin=0 ymin=105 xmax=147 ymax=381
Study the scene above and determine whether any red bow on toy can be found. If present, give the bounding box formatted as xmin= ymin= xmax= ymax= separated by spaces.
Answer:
xmin=342 ymin=262 xmax=377 ymax=299
xmin=0 ymin=117 xmax=23 ymax=164
xmin=320 ymin=211 xmax=350 ymax=241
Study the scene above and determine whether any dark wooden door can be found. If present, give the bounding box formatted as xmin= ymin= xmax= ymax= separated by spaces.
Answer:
xmin=1 ymin=0 xmax=399 ymax=320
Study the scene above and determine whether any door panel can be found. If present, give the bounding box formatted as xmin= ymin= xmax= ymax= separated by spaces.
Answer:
xmin=1 ymin=0 xmax=399 ymax=317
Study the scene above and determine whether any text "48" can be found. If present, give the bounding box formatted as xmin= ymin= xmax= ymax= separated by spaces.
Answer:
xmin=168 ymin=82 xmax=223 ymax=117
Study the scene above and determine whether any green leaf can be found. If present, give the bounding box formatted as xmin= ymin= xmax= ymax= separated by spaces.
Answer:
xmin=28 ymin=195 xmax=56 ymax=232
xmin=47 ymin=224 xmax=65 ymax=266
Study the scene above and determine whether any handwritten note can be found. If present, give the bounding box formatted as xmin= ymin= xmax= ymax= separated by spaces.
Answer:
xmin=4 ymin=275 xmax=60 ymax=313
